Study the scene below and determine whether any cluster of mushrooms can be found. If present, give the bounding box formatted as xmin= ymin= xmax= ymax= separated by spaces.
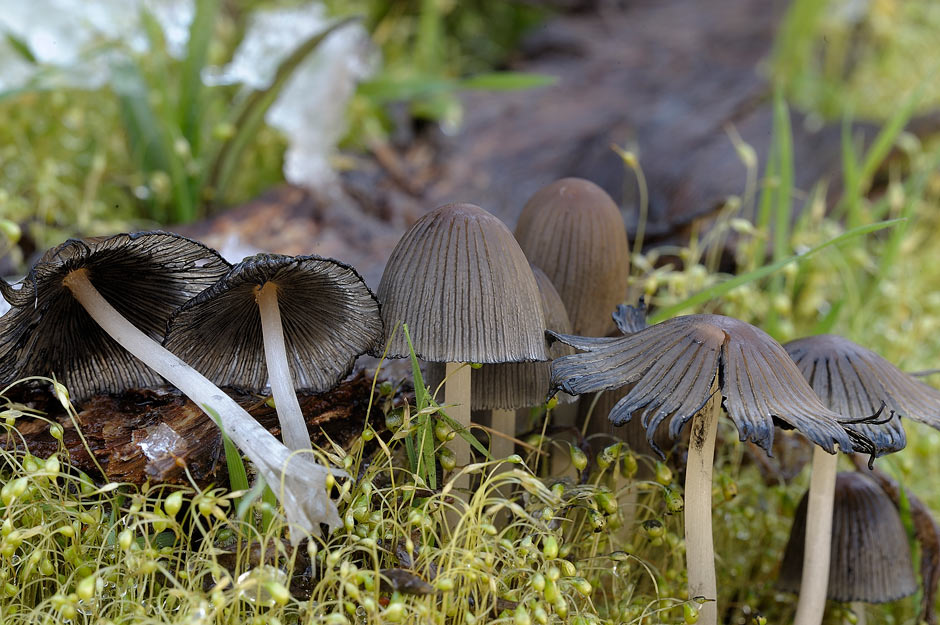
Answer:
xmin=2 ymin=177 xmax=940 ymax=625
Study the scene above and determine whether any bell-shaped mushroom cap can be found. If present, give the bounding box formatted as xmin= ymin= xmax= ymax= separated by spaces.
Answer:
xmin=426 ymin=266 xmax=574 ymax=409
xmin=0 ymin=232 xmax=229 ymax=400
xmin=550 ymin=314 xmax=863 ymax=456
xmin=787 ymin=333 xmax=939 ymax=446
xmin=164 ymin=253 xmax=383 ymax=392
xmin=514 ymin=178 xmax=630 ymax=337
xmin=778 ymin=471 xmax=917 ymax=603
xmin=378 ymin=202 xmax=547 ymax=364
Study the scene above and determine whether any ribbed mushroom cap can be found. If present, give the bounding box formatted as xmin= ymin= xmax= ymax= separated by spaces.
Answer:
xmin=378 ymin=202 xmax=547 ymax=363
xmin=426 ymin=266 xmax=574 ymax=409
xmin=0 ymin=232 xmax=229 ymax=400
xmin=778 ymin=471 xmax=917 ymax=603
xmin=164 ymin=254 xmax=383 ymax=393
xmin=514 ymin=178 xmax=630 ymax=337
xmin=550 ymin=314 xmax=865 ymax=456
xmin=787 ymin=334 xmax=939 ymax=447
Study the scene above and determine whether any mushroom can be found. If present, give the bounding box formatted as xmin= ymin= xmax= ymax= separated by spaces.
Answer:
xmin=514 ymin=177 xmax=630 ymax=337
xmin=549 ymin=314 xmax=886 ymax=625
xmin=785 ymin=333 xmax=938 ymax=625
xmin=377 ymin=202 xmax=547 ymax=472
xmin=0 ymin=232 xmax=343 ymax=539
xmin=426 ymin=265 xmax=574 ymax=459
xmin=163 ymin=253 xmax=383 ymax=451
xmin=576 ymin=301 xmax=676 ymax=466
xmin=778 ymin=471 xmax=917 ymax=619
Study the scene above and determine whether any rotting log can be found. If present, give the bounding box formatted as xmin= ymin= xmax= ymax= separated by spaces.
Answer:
xmin=1 ymin=372 xmax=399 ymax=487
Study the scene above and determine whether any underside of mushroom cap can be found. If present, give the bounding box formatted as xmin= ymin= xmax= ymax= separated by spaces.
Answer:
xmin=425 ymin=266 xmax=574 ymax=409
xmin=515 ymin=178 xmax=630 ymax=337
xmin=0 ymin=232 xmax=230 ymax=399
xmin=378 ymin=202 xmax=547 ymax=364
xmin=550 ymin=314 xmax=861 ymax=456
xmin=164 ymin=253 xmax=383 ymax=393
xmin=787 ymin=333 xmax=938 ymax=451
xmin=778 ymin=471 xmax=917 ymax=603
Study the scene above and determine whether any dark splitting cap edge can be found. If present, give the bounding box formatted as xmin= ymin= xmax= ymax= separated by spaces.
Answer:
xmin=164 ymin=252 xmax=384 ymax=393
xmin=549 ymin=314 xmax=869 ymax=458
xmin=0 ymin=231 xmax=231 ymax=400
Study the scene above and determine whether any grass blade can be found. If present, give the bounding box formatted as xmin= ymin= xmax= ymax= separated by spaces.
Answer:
xmin=179 ymin=0 xmax=221 ymax=158
xmin=649 ymin=219 xmax=906 ymax=323
xmin=404 ymin=324 xmax=437 ymax=489
xmin=203 ymin=404 xmax=250 ymax=499
xmin=459 ymin=72 xmax=557 ymax=91
xmin=112 ymin=60 xmax=194 ymax=222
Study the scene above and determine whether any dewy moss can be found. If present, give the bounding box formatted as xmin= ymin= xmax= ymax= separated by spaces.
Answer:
xmin=0 ymin=232 xmax=344 ymax=539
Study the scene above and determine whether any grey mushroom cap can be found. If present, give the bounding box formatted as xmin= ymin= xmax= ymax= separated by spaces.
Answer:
xmin=778 ymin=471 xmax=917 ymax=603
xmin=514 ymin=177 xmax=630 ymax=337
xmin=550 ymin=314 xmax=870 ymax=457
xmin=787 ymin=333 xmax=939 ymax=448
xmin=164 ymin=253 xmax=383 ymax=393
xmin=425 ymin=265 xmax=575 ymax=409
xmin=378 ymin=202 xmax=547 ymax=364
xmin=0 ymin=232 xmax=230 ymax=400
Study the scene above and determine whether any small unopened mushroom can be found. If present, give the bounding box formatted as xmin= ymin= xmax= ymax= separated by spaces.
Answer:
xmin=164 ymin=253 xmax=383 ymax=451
xmin=550 ymin=314 xmax=881 ymax=625
xmin=778 ymin=471 xmax=917 ymax=616
xmin=378 ymin=203 xmax=547 ymax=471
xmin=0 ymin=233 xmax=344 ymax=539
xmin=785 ymin=333 xmax=936 ymax=625
xmin=515 ymin=177 xmax=630 ymax=337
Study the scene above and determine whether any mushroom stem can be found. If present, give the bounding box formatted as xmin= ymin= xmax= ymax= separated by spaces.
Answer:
xmin=256 ymin=282 xmax=312 ymax=451
xmin=793 ymin=446 xmax=838 ymax=625
xmin=62 ymin=268 xmax=341 ymax=539
xmin=490 ymin=408 xmax=516 ymax=459
xmin=444 ymin=362 xmax=471 ymax=486
xmin=684 ymin=374 xmax=721 ymax=625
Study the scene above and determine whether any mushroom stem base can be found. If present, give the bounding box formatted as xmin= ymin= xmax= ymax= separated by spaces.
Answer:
xmin=684 ymin=375 xmax=721 ymax=625
xmin=793 ymin=446 xmax=838 ymax=625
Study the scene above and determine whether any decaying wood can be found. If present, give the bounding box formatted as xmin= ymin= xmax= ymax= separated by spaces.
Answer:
xmin=2 ymin=372 xmax=395 ymax=487
xmin=851 ymin=454 xmax=940 ymax=625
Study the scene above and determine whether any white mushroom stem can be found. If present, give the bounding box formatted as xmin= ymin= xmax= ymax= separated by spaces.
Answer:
xmin=793 ymin=446 xmax=838 ymax=625
xmin=256 ymin=282 xmax=311 ymax=451
xmin=62 ymin=268 xmax=341 ymax=540
xmin=444 ymin=362 xmax=471 ymax=490
xmin=685 ymin=374 xmax=721 ymax=625
xmin=490 ymin=408 xmax=516 ymax=459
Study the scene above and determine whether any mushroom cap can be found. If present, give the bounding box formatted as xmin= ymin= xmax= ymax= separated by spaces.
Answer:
xmin=377 ymin=202 xmax=547 ymax=363
xmin=786 ymin=333 xmax=940 ymax=440
xmin=550 ymin=314 xmax=866 ymax=456
xmin=426 ymin=266 xmax=575 ymax=409
xmin=514 ymin=177 xmax=630 ymax=337
xmin=0 ymin=232 xmax=230 ymax=400
xmin=164 ymin=253 xmax=384 ymax=393
xmin=778 ymin=471 xmax=917 ymax=603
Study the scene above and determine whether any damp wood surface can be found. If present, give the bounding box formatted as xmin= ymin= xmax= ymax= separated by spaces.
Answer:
xmin=1 ymin=372 xmax=399 ymax=487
